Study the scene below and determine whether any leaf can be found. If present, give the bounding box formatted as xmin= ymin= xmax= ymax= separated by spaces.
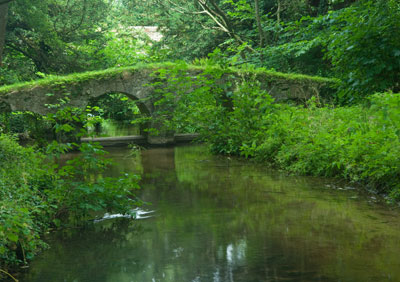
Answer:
xmin=7 ymin=233 xmax=18 ymax=243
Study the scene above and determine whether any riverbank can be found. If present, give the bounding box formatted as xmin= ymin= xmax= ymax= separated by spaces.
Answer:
xmin=0 ymin=135 xmax=140 ymax=279
xmin=2 ymin=90 xmax=400 ymax=279
xmin=169 ymin=83 xmax=400 ymax=202
xmin=18 ymin=145 xmax=400 ymax=281
xmin=215 ymin=92 xmax=400 ymax=202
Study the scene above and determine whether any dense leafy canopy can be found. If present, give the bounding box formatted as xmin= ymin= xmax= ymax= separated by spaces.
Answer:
xmin=325 ymin=0 xmax=400 ymax=102
xmin=0 ymin=0 xmax=398 ymax=100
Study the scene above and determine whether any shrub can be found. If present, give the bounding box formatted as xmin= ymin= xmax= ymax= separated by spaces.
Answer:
xmin=155 ymin=67 xmax=400 ymax=201
xmin=0 ymin=135 xmax=52 ymax=269
xmin=0 ymin=106 xmax=142 ymax=274
xmin=325 ymin=0 xmax=400 ymax=102
xmin=234 ymin=92 xmax=400 ymax=199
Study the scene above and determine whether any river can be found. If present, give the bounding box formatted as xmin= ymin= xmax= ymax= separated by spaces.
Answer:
xmin=21 ymin=145 xmax=400 ymax=281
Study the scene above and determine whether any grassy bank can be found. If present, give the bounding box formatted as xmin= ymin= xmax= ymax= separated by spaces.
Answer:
xmin=214 ymin=92 xmax=400 ymax=201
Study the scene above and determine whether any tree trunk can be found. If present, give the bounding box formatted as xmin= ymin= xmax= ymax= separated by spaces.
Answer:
xmin=254 ymin=0 xmax=265 ymax=47
xmin=0 ymin=1 xmax=9 ymax=65
xmin=276 ymin=0 xmax=281 ymax=25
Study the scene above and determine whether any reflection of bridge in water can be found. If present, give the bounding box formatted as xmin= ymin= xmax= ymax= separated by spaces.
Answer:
xmin=81 ymin=133 xmax=199 ymax=147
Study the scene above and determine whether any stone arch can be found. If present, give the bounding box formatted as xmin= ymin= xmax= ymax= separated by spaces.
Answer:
xmin=90 ymin=91 xmax=151 ymax=116
xmin=87 ymin=91 xmax=151 ymax=136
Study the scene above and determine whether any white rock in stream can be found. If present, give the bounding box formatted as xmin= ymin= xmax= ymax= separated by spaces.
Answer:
xmin=94 ymin=208 xmax=155 ymax=222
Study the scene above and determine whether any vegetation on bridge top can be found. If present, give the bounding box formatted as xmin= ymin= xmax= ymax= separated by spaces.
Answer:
xmin=0 ymin=62 xmax=339 ymax=95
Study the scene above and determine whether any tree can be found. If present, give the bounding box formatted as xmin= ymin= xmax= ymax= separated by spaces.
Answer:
xmin=118 ymin=0 xmax=228 ymax=61
xmin=0 ymin=0 xmax=12 ymax=65
xmin=5 ymin=0 xmax=111 ymax=74
xmin=326 ymin=0 xmax=400 ymax=102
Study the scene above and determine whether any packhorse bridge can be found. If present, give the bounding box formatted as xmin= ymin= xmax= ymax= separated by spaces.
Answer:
xmin=0 ymin=63 xmax=338 ymax=145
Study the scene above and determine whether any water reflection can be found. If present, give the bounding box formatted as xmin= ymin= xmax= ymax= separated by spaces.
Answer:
xmin=21 ymin=145 xmax=400 ymax=282
xmin=88 ymin=120 xmax=140 ymax=137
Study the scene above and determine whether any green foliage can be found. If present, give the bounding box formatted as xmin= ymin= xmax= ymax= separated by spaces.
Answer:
xmin=1 ymin=0 xmax=161 ymax=85
xmin=324 ymin=0 xmax=400 ymax=102
xmin=97 ymin=30 xmax=156 ymax=68
xmin=44 ymin=105 xmax=142 ymax=223
xmin=0 ymin=62 xmax=172 ymax=95
xmin=123 ymin=0 xmax=398 ymax=102
xmin=0 ymin=49 xmax=37 ymax=85
xmin=89 ymin=93 xmax=141 ymax=122
xmin=0 ymin=105 xmax=141 ymax=273
xmin=0 ymin=111 xmax=54 ymax=143
xmin=48 ymin=140 xmax=140 ymax=224
xmin=251 ymin=16 xmax=330 ymax=76
xmin=4 ymin=0 xmax=396 ymax=106
xmin=3 ymin=0 xmax=112 ymax=80
xmin=116 ymin=0 xmax=347 ymax=76
xmin=0 ymin=135 xmax=52 ymax=269
xmin=145 ymin=61 xmax=336 ymax=137
xmin=151 ymin=64 xmax=400 ymax=201
xmin=235 ymin=92 xmax=400 ymax=200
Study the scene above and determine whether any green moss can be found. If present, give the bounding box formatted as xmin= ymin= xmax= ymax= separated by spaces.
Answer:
xmin=0 ymin=62 xmax=340 ymax=95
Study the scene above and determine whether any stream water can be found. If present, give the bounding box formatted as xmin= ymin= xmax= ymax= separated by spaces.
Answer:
xmin=21 ymin=145 xmax=400 ymax=282
xmin=88 ymin=120 xmax=140 ymax=137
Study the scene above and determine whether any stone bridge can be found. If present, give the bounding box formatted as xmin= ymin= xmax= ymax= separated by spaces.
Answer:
xmin=0 ymin=63 xmax=338 ymax=144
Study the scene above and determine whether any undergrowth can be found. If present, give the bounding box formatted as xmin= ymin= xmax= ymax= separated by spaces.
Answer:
xmin=150 ymin=65 xmax=400 ymax=202
xmin=210 ymin=91 xmax=400 ymax=201
xmin=0 ymin=106 xmax=141 ymax=278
